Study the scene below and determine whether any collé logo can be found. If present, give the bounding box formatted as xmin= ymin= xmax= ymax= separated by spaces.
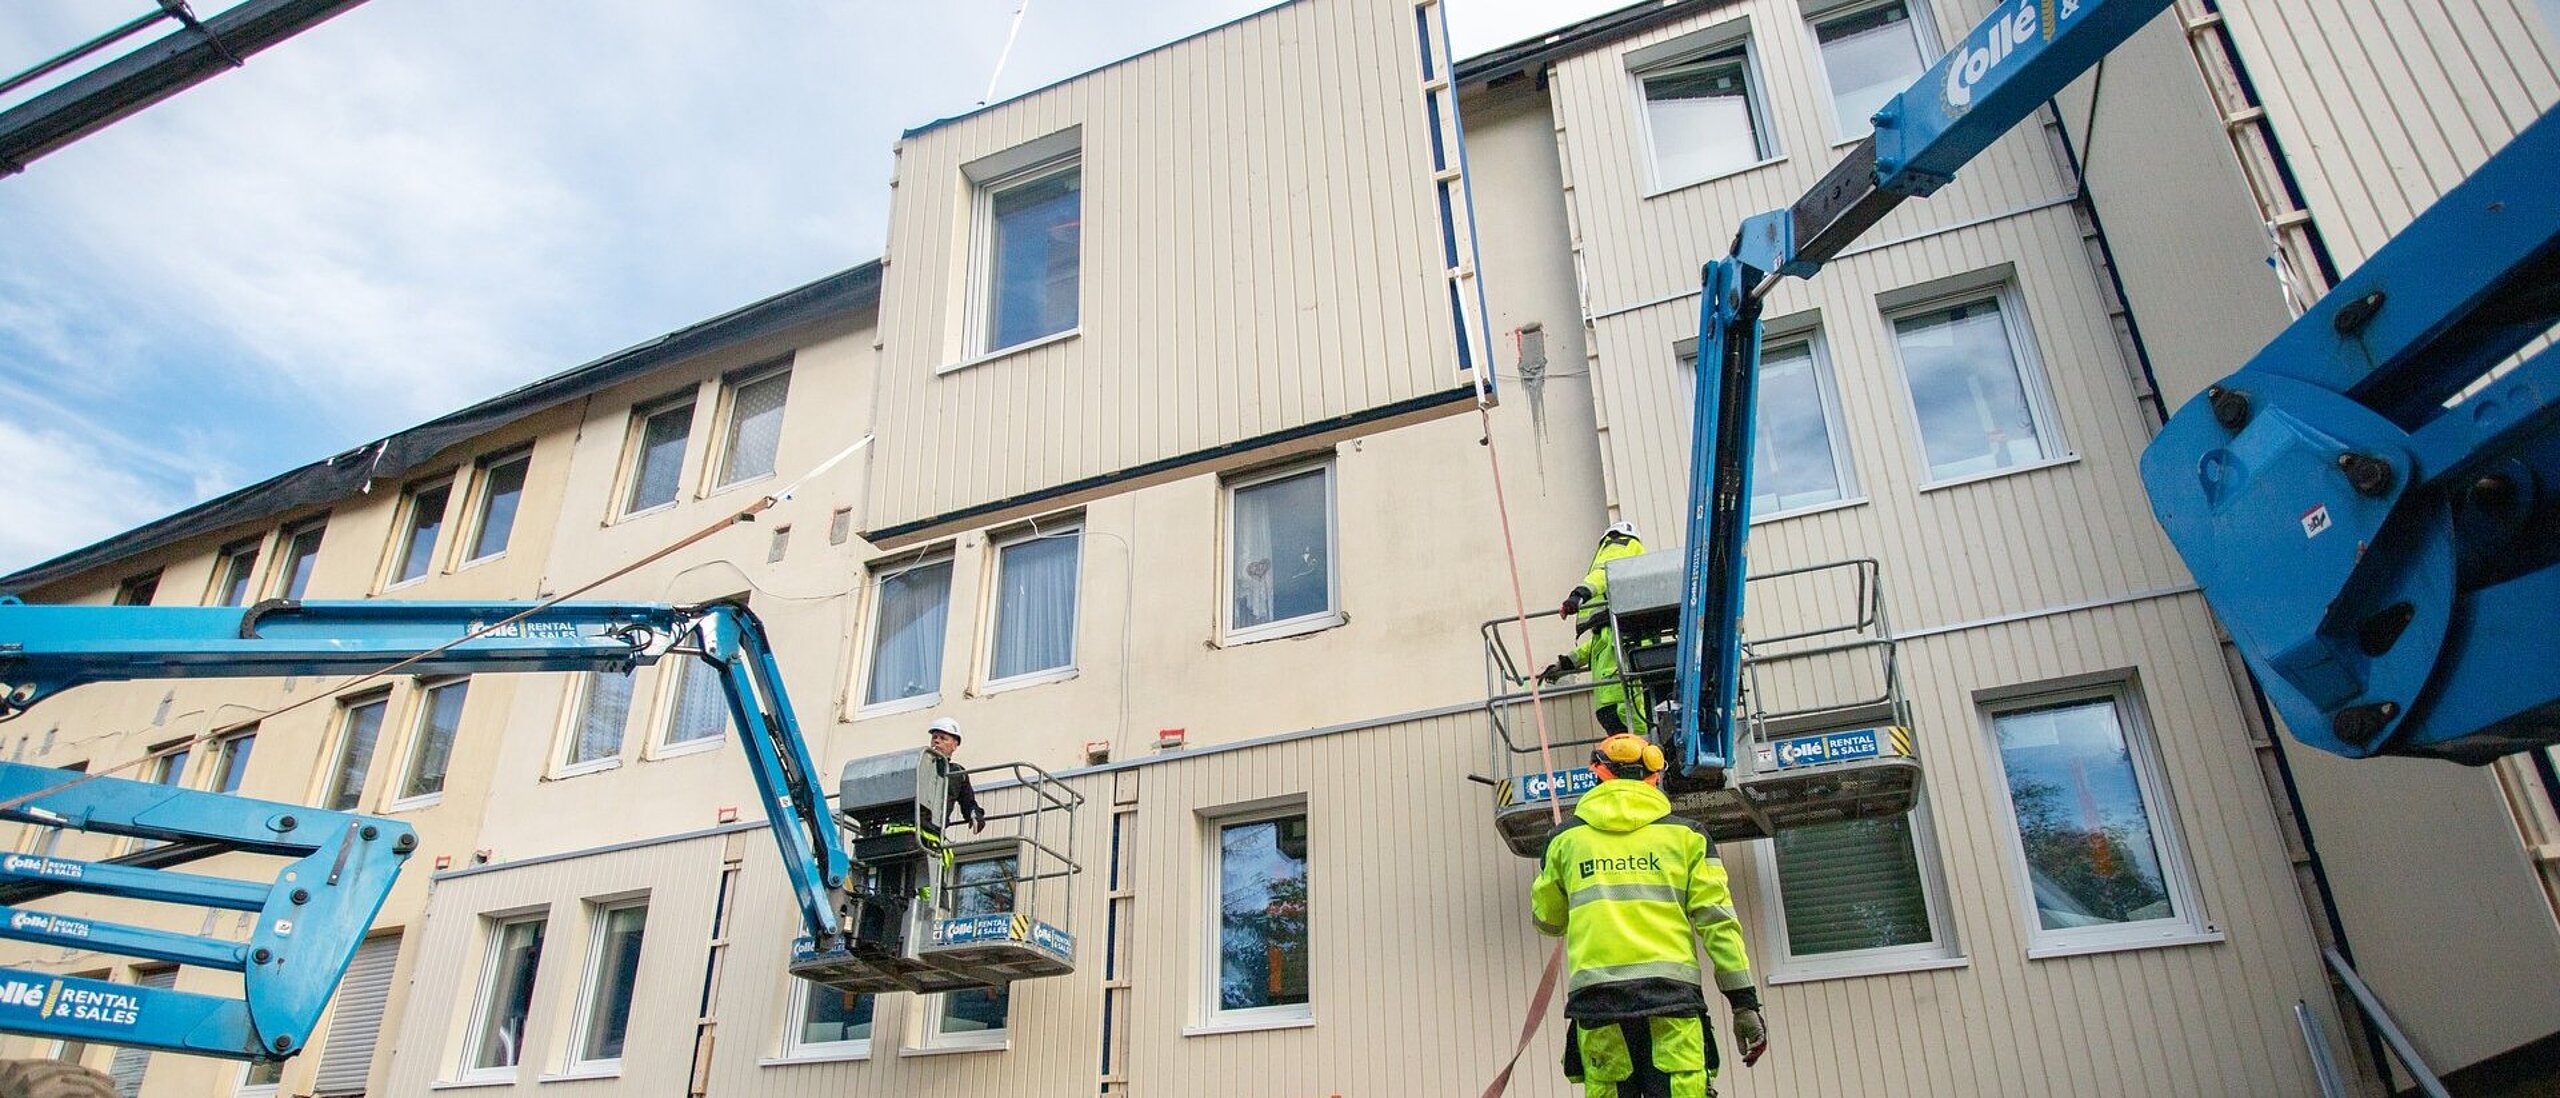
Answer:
xmin=0 ymin=979 xmax=44 ymax=1009
xmin=1942 ymin=0 xmax=2078 ymax=111
xmin=8 ymin=911 xmax=88 ymax=939
xmin=2 ymin=855 xmax=77 ymax=879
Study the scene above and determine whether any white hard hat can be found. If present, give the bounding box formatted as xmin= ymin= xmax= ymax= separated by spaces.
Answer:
xmin=926 ymin=717 xmax=962 ymax=742
xmin=1602 ymin=521 xmax=1641 ymax=543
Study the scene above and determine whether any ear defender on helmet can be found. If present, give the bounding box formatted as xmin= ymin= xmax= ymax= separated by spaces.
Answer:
xmin=1590 ymin=733 xmax=1666 ymax=780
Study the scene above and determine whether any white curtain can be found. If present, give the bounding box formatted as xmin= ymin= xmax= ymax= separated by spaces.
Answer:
xmin=992 ymin=532 xmax=1080 ymax=680
xmin=666 ymin=658 xmax=728 ymax=745
xmin=867 ymin=560 xmax=953 ymax=705
xmin=572 ymin=671 xmax=634 ymax=763
xmin=1231 ymin=471 xmax=1329 ymax=630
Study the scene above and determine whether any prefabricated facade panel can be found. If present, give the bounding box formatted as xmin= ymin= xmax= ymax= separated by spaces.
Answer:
xmin=1542 ymin=0 xmax=2084 ymax=317
xmin=864 ymin=0 xmax=1478 ymax=536
xmin=1576 ymin=209 xmax=2191 ymax=635
xmin=2214 ymin=0 xmax=2559 ymax=274
xmin=380 ymin=834 xmax=729 ymax=1093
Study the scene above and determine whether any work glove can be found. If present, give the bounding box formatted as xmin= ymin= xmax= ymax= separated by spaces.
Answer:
xmin=1538 ymin=655 xmax=1576 ymax=685
xmin=1731 ymin=1008 xmax=1768 ymax=1067
xmin=1560 ymin=585 xmax=1592 ymax=618
xmin=967 ymin=805 xmax=989 ymax=834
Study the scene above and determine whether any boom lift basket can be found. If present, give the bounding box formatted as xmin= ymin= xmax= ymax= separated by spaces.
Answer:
xmin=792 ymin=749 xmax=1080 ymax=995
xmin=1481 ymin=556 xmax=1920 ymax=853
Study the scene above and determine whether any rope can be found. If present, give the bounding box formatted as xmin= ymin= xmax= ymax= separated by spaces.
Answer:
xmin=0 ymin=434 xmax=875 ymax=819
xmin=1472 ymin=401 xmax=1573 ymax=1098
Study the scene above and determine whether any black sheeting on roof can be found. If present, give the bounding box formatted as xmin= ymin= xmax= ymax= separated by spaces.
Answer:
xmin=3 ymin=261 xmax=880 ymax=596
xmin=1453 ymin=0 xmax=1707 ymax=86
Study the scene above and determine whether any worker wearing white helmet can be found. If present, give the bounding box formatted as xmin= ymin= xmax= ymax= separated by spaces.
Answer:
xmin=1540 ymin=522 xmax=1651 ymax=736
xmin=926 ymin=717 xmax=988 ymax=834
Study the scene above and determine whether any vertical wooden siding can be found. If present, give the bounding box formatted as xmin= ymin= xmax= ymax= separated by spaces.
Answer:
xmin=865 ymin=0 xmax=1474 ymax=532
xmin=2216 ymin=0 xmax=2559 ymax=274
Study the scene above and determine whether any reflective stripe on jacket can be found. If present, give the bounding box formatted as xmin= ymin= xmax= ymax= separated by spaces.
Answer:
xmin=1531 ymin=778 xmax=1755 ymax=1019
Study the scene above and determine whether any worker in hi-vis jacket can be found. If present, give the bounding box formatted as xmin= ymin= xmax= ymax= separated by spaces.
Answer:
xmin=1542 ymin=522 xmax=1650 ymax=736
xmin=1533 ymin=733 xmax=1768 ymax=1097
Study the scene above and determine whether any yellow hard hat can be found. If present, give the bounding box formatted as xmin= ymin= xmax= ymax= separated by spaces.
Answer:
xmin=1592 ymin=733 xmax=1666 ymax=778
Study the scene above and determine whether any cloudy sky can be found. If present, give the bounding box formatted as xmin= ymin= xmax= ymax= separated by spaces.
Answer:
xmin=0 ymin=0 xmax=1612 ymax=576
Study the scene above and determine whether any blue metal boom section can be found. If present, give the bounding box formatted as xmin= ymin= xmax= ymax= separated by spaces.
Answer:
xmin=2141 ymin=110 xmax=2560 ymax=762
xmin=1670 ymin=0 xmax=2173 ymax=773
xmin=0 ymin=599 xmax=857 ymax=1060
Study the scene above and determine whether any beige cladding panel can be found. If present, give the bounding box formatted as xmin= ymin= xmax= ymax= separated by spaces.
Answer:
xmin=1546 ymin=0 xmax=2081 ymax=316
xmin=867 ymin=0 xmax=1471 ymax=533
xmin=381 ymin=836 xmax=728 ymax=1094
xmin=1584 ymin=210 xmax=2190 ymax=634
xmin=2216 ymin=0 xmax=2558 ymax=274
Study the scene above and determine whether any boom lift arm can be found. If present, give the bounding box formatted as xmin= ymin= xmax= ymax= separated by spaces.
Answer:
xmin=0 ymin=598 xmax=858 ymax=1061
xmin=1672 ymin=0 xmax=2179 ymax=776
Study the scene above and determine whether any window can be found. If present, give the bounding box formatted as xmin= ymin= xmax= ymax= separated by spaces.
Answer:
xmin=987 ymin=524 xmax=1081 ymax=686
xmin=114 ymin=572 xmax=160 ymax=606
xmin=564 ymin=671 xmax=635 ymax=771
xmin=715 ymin=367 xmax=791 ymax=489
xmin=659 ymin=659 xmax=727 ymax=751
xmin=326 ymin=696 xmax=388 ymax=812
xmin=1679 ymin=333 xmax=1858 ymax=518
xmin=106 ymin=968 xmax=178 ymax=1094
xmin=1890 ymin=290 xmax=2065 ymax=483
xmin=1635 ymin=34 xmax=1774 ymax=188
xmin=861 ymin=556 xmax=953 ymax=710
xmin=461 ymin=914 xmax=546 ymax=1080
xmin=273 ymin=519 xmax=327 ymax=601
xmin=135 ymin=742 xmax=191 ymax=852
xmin=1810 ymin=0 xmax=1932 ymax=140
xmin=397 ymin=679 xmax=469 ymax=805
xmin=390 ymin=479 xmax=453 ymax=586
xmin=29 ymin=762 xmax=83 ymax=859
xmin=210 ymin=540 xmax=260 ymax=607
xmin=1226 ymin=464 xmax=1337 ymax=642
xmin=568 ymin=899 xmax=647 ymax=1071
xmin=1761 ymin=786 xmax=1958 ymax=980
xmin=973 ymin=152 xmax=1082 ymax=354
xmin=211 ymin=731 xmax=254 ymax=794
xmin=236 ymin=1059 xmax=284 ymax=1095
xmin=780 ymin=980 xmax=873 ymax=1060
xmin=623 ymin=397 xmax=694 ymax=515
xmin=929 ymin=857 xmax=1015 ymax=1046
xmin=1208 ymin=809 xmax=1311 ymax=1026
xmin=312 ymin=933 xmax=400 ymax=1095
xmin=1987 ymin=684 xmax=2208 ymax=955
xmin=464 ymin=452 xmax=531 ymax=563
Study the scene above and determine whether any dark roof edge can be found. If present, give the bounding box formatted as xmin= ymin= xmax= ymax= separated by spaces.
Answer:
xmin=1453 ymin=0 xmax=1706 ymax=86
xmin=2 ymin=261 xmax=882 ymax=595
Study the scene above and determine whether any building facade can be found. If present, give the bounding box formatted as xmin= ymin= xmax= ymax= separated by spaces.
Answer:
xmin=1 ymin=1 xmax=2554 ymax=1095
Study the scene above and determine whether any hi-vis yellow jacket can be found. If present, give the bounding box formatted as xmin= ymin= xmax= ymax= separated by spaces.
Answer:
xmin=1571 ymin=536 xmax=1648 ymax=719
xmin=1532 ymin=778 xmax=1758 ymax=1019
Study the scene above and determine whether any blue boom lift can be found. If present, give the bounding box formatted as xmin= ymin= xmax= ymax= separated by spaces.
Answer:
xmin=1620 ymin=0 xmax=2558 ymax=821
xmin=0 ymin=598 xmax=1076 ymax=1068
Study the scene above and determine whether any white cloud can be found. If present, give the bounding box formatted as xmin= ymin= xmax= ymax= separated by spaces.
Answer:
xmin=0 ymin=419 xmax=194 ymax=574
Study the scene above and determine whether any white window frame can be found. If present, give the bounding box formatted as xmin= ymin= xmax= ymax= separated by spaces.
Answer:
xmin=560 ymin=895 xmax=648 ymax=1077
xmin=961 ymin=141 xmax=1085 ymax=363
xmin=856 ymin=551 xmax=956 ymax=718
xmin=383 ymin=474 xmax=455 ymax=591
xmin=649 ymin=658 xmax=729 ymax=760
xmin=1802 ymin=0 xmax=1941 ymax=146
xmin=1981 ymin=678 xmax=2218 ymax=959
xmin=456 ymin=909 xmax=548 ymax=1084
xmin=1628 ymin=22 xmax=1783 ymax=195
xmin=709 ymin=362 xmax=793 ymax=493
xmin=767 ymin=979 xmax=873 ymax=1064
xmin=1220 ymin=461 xmax=1343 ymax=646
xmin=555 ymin=671 xmax=634 ymax=778
xmin=1192 ymin=799 xmax=1315 ymax=1034
xmin=617 ymin=391 xmax=698 ymax=520
xmin=269 ymin=517 xmax=328 ymax=602
xmin=458 ymin=448 xmax=533 ymax=568
xmin=1883 ymin=281 xmax=2073 ymax=489
xmin=232 ymin=1058 xmax=283 ymax=1097
xmin=321 ymin=692 xmax=390 ymax=813
xmin=210 ymin=729 xmax=254 ymax=795
xmin=982 ymin=521 xmax=1083 ymax=692
xmin=207 ymin=537 xmax=261 ymax=607
xmin=1745 ymin=783 xmax=1964 ymax=984
xmin=389 ymin=678 xmax=469 ymax=812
